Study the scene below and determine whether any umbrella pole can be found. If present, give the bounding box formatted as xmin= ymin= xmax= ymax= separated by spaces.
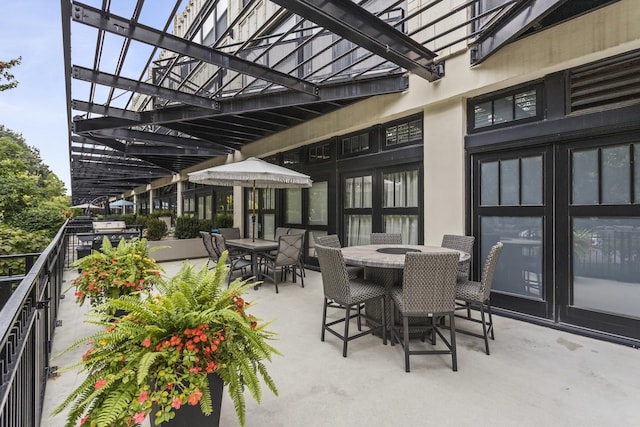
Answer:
xmin=252 ymin=180 xmax=256 ymax=242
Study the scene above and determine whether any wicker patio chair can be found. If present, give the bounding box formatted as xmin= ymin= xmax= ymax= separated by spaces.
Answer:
xmin=441 ymin=234 xmax=475 ymax=283
xmin=316 ymin=245 xmax=387 ymax=357
xmin=315 ymin=234 xmax=364 ymax=279
xmin=455 ymin=242 xmax=503 ymax=355
xmin=261 ymin=234 xmax=304 ymax=293
xmin=390 ymin=252 xmax=459 ymax=372
xmin=211 ymin=233 xmax=251 ymax=286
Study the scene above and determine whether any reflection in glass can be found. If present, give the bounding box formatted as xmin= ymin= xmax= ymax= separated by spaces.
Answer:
xmin=601 ymin=146 xmax=630 ymax=204
xmin=481 ymin=161 xmax=498 ymax=206
xmin=285 ymin=188 xmax=302 ymax=224
xmin=481 ymin=216 xmax=543 ymax=299
xmin=308 ymin=181 xmax=328 ymax=225
xmin=308 ymin=230 xmax=328 ymax=258
xmin=572 ymin=217 xmax=640 ymax=318
xmin=521 ymin=156 xmax=542 ymax=205
xmin=500 ymin=159 xmax=519 ymax=205
xmin=345 ymin=215 xmax=372 ymax=246
xmin=572 ymin=149 xmax=598 ymax=204
xmin=514 ymin=90 xmax=537 ymax=119
xmin=493 ymin=96 xmax=513 ymax=125
xmin=474 ymin=101 xmax=492 ymax=128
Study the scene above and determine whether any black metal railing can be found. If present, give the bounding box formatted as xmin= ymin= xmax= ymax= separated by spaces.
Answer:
xmin=574 ymin=230 xmax=640 ymax=283
xmin=0 ymin=220 xmax=68 ymax=427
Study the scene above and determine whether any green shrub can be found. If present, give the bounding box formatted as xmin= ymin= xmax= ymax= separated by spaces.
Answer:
xmin=145 ymin=218 xmax=168 ymax=241
xmin=119 ymin=213 xmax=138 ymax=226
xmin=0 ymin=224 xmax=49 ymax=276
xmin=5 ymin=206 xmax=65 ymax=238
xmin=148 ymin=209 xmax=173 ymax=219
xmin=173 ymin=216 xmax=214 ymax=239
xmin=214 ymin=213 xmax=233 ymax=228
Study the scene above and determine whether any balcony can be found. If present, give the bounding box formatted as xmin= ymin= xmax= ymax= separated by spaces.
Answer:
xmin=2 ymin=223 xmax=639 ymax=426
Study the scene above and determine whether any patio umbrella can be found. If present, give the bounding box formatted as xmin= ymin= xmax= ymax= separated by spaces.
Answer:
xmin=70 ymin=203 xmax=101 ymax=210
xmin=188 ymin=157 xmax=313 ymax=241
xmin=109 ymin=200 xmax=135 ymax=208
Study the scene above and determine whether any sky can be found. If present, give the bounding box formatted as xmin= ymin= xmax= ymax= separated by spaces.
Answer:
xmin=1 ymin=1 xmax=71 ymax=193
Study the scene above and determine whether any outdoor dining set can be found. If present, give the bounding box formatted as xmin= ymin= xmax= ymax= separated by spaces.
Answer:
xmin=200 ymin=227 xmax=504 ymax=373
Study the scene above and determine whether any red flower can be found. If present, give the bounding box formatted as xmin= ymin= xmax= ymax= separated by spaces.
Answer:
xmin=137 ymin=389 xmax=148 ymax=403
xmin=142 ymin=337 xmax=151 ymax=348
xmin=188 ymin=389 xmax=203 ymax=405
xmin=171 ymin=397 xmax=182 ymax=410
xmin=133 ymin=412 xmax=146 ymax=424
xmin=95 ymin=379 xmax=107 ymax=390
xmin=74 ymin=291 xmax=84 ymax=298
xmin=80 ymin=415 xmax=89 ymax=425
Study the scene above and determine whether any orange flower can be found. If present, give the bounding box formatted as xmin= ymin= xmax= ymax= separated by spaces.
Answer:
xmin=188 ymin=389 xmax=203 ymax=405
xmin=80 ymin=415 xmax=89 ymax=425
xmin=95 ymin=379 xmax=107 ymax=390
xmin=142 ymin=337 xmax=151 ymax=348
xmin=137 ymin=390 xmax=148 ymax=403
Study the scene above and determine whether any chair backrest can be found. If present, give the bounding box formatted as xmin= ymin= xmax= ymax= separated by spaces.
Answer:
xmin=274 ymin=227 xmax=289 ymax=241
xmin=479 ymin=242 xmax=504 ymax=301
xmin=370 ymin=233 xmax=402 ymax=244
xmin=402 ymin=252 xmax=459 ymax=315
xmin=441 ymin=234 xmax=475 ymax=279
xmin=315 ymin=245 xmax=352 ymax=304
xmin=314 ymin=234 xmax=342 ymax=248
xmin=218 ymin=227 xmax=241 ymax=240
xmin=200 ymin=231 xmax=220 ymax=262
xmin=274 ymin=234 xmax=303 ymax=267
xmin=211 ymin=233 xmax=229 ymax=260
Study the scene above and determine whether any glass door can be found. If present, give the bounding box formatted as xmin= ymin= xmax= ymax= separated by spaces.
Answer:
xmin=471 ymin=147 xmax=554 ymax=318
xmin=557 ymin=138 xmax=640 ymax=340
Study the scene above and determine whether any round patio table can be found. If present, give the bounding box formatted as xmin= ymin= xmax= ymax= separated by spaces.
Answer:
xmin=340 ymin=244 xmax=470 ymax=331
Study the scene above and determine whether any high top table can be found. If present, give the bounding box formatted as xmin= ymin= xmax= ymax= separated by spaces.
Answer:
xmin=340 ymin=244 xmax=470 ymax=331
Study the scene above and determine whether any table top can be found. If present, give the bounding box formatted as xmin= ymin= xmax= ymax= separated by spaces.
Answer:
xmin=226 ymin=238 xmax=278 ymax=251
xmin=340 ymin=244 xmax=470 ymax=269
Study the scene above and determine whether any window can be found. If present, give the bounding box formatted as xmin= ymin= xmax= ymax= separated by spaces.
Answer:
xmin=309 ymin=143 xmax=331 ymax=162
xmin=383 ymin=169 xmax=419 ymax=244
xmin=341 ymin=132 xmax=369 ymax=156
xmin=572 ymin=144 xmax=639 ymax=205
xmin=481 ymin=155 xmax=543 ymax=206
xmin=470 ymin=86 xmax=541 ymax=131
xmin=384 ymin=118 xmax=422 ymax=148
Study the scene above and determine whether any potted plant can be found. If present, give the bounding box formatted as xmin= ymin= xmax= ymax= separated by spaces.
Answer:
xmin=71 ymin=236 xmax=163 ymax=309
xmin=53 ymin=253 xmax=280 ymax=427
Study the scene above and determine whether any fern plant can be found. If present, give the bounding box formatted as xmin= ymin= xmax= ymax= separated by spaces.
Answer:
xmin=52 ymin=254 xmax=280 ymax=427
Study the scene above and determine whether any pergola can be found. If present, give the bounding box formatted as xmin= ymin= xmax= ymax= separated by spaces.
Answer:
xmin=60 ymin=0 xmax=616 ymax=203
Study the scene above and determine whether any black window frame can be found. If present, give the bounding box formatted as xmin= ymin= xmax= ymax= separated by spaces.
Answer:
xmin=468 ymin=83 xmax=544 ymax=133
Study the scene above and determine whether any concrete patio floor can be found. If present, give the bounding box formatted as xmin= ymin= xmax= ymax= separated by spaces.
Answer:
xmin=43 ymin=259 xmax=639 ymax=427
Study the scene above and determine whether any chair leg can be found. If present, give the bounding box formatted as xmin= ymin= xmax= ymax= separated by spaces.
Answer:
xmin=357 ymin=303 xmax=362 ymax=331
xmin=449 ymin=314 xmax=458 ymax=372
xmin=321 ymin=297 xmax=328 ymax=341
xmin=480 ymin=305 xmax=490 ymax=355
xmin=390 ymin=301 xmax=396 ymax=346
xmin=487 ymin=302 xmax=495 ymax=340
xmin=380 ymin=297 xmax=387 ymax=346
xmin=343 ymin=305 xmax=351 ymax=357
xmin=403 ymin=316 xmax=410 ymax=372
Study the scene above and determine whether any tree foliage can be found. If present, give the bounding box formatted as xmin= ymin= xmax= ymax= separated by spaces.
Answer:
xmin=0 ymin=126 xmax=69 ymax=254
xmin=0 ymin=57 xmax=21 ymax=91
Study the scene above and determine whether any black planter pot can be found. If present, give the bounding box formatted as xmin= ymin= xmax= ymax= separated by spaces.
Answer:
xmin=149 ymin=373 xmax=224 ymax=427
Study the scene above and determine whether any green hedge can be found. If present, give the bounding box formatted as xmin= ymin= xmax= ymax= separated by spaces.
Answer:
xmin=173 ymin=216 xmax=214 ymax=239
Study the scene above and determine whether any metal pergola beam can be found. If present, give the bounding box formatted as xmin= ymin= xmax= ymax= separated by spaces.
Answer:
xmin=71 ymin=1 xmax=318 ymax=96
xmin=270 ymin=0 xmax=442 ymax=81
xmin=471 ymin=0 xmax=569 ymax=64
xmin=72 ymin=100 xmax=141 ymax=121
xmin=90 ymin=128 xmax=231 ymax=153
xmin=72 ymin=66 xmax=220 ymax=110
